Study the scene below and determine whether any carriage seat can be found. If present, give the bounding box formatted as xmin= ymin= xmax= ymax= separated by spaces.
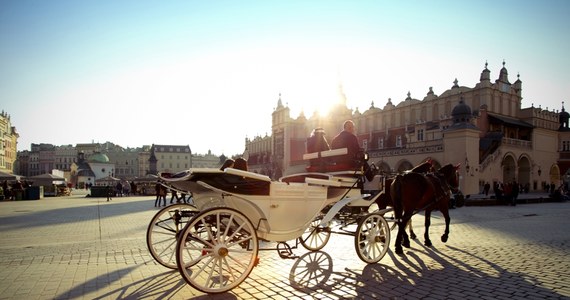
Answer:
xmin=303 ymin=148 xmax=362 ymax=173
xmin=279 ymin=172 xmax=358 ymax=188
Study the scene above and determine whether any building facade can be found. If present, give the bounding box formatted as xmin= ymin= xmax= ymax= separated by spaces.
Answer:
xmin=246 ymin=62 xmax=563 ymax=196
xmin=192 ymin=150 xmax=225 ymax=169
xmin=0 ymin=111 xmax=18 ymax=174
xmin=148 ymin=144 xmax=192 ymax=175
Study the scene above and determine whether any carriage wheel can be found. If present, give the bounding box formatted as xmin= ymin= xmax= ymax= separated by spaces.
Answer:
xmin=146 ymin=203 xmax=198 ymax=269
xmin=354 ymin=212 xmax=390 ymax=264
xmin=299 ymin=217 xmax=331 ymax=251
xmin=176 ymin=207 xmax=259 ymax=294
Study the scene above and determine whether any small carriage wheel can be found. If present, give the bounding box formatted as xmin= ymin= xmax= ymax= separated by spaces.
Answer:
xmin=299 ymin=217 xmax=331 ymax=251
xmin=354 ymin=212 xmax=391 ymax=264
xmin=146 ymin=203 xmax=198 ymax=269
xmin=176 ymin=207 xmax=259 ymax=294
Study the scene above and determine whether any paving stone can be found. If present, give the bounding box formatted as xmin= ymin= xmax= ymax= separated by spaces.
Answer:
xmin=0 ymin=193 xmax=569 ymax=299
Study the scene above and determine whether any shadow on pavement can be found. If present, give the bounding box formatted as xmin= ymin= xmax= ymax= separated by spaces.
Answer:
xmin=289 ymin=243 xmax=565 ymax=298
xmin=55 ymin=265 xmax=238 ymax=300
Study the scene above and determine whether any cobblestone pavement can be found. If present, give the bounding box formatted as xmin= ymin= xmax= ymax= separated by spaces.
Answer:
xmin=0 ymin=191 xmax=568 ymax=299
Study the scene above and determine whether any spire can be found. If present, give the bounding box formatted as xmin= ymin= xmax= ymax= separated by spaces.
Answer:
xmin=513 ymin=72 xmax=522 ymax=95
xmin=384 ymin=98 xmax=395 ymax=110
xmin=338 ymin=81 xmax=347 ymax=106
xmin=480 ymin=60 xmax=491 ymax=82
xmin=559 ymin=101 xmax=569 ymax=130
xmin=276 ymin=93 xmax=283 ymax=109
xmin=498 ymin=60 xmax=510 ymax=84
xmin=452 ymin=78 xmax=459 ymax=88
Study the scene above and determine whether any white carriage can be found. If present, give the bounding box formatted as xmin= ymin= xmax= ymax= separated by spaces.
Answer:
xmin=146 ymin=148 xmax=392 ymax=294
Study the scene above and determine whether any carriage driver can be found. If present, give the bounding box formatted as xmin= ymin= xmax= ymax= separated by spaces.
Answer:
xmin=331 ymin=120 xmax=362 ymax=169
xmin=331 ymin=120 xmax=377 ymax=181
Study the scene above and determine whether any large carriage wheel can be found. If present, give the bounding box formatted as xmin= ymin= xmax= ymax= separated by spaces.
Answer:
xmin=146 ymin=203 xmax=198 ymax=269
xmin=299 ymin=217 xmax=331 ymax=251
xmin=176 ymin=207 xmax=259 ymax=294
xmin=354 ymin=212 xmax=390 ymax=264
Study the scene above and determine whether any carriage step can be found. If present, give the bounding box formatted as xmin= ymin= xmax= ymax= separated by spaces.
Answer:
xmin=277 ymin=242 xmax=298 ymax=259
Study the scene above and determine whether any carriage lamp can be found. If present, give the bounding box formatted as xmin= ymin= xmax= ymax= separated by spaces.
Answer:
xmin=465 ymin=157 xmax=470 ymax=173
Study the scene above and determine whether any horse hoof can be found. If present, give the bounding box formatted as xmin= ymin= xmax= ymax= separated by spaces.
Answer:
xmin=424 ymin=240 xmax=432 ymax=247
xmin=402 ymin=241 xmax=410 ymax=248
xmin=441 ymin=235 xmax=448 ymax=243
xmin=410 ymin=233 xmax=417 ymax=240
xmin=395 ymin=248 xmax=404 ymax=255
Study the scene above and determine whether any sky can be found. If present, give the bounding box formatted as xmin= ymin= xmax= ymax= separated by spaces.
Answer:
xmin=1 ymin=0 xmax=569 ymax=156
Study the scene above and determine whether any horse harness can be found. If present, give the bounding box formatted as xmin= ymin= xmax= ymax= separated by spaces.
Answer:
xmin=413 ymin=171 xmax=452 ymax=213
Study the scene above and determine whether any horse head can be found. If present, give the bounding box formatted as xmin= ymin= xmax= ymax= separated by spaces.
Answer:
xmin=437 ymin=163 xmax=460 ymax=193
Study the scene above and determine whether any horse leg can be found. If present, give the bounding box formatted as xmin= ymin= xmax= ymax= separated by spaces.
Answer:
xmin=395 ymin=219 xmax=405 ymax=255
xmin=424 ymin=210 xmax=432 ymax=247
xmin=441 ymin=208 xmax=450 ymax=243
xmin=401 ymin=212 xmax=413 ymax=248
xmin=407 ymin=219 xmax=416 ymax=240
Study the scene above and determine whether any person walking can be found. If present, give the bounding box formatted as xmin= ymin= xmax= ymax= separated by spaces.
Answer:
xmin=160 ymin=185 xmax=167 ymax=206
xmin=106 ymin=185 xmax=113 ymax=202
xmin=170 ymin=189 xmax=178 ymax=204
xmin=154 ymin=182 xmax=161 ymax=207
xmin=511 ymin=181 xmax=519 ymax=206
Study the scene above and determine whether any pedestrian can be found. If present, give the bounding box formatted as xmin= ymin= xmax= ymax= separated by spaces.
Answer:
xmin=130 ymin=181 xmax=137 ymax=195
xmin=170 ymin=189 xmax=178 ymax=204
xmin=154 ymin=182 xmax=161 ymax=207
xmin=106 ymin=185 xmax=113 ymax=201
xmin=179 ymin=192 xmax=187 ymax=204
xmin=160 ymin=185 xmax=167 ymax=206
xmin=511 ymin=181 xmax=519 ymax=206
xmin=484 ymin=182 xmax=490 ymax=196
xmin=503 ymin=183 xmax=512 ymax=205
xmin=116 ymin=181 xmax=123 ymax=197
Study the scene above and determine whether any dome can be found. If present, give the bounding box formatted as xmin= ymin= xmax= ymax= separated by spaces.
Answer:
xmin=451 ymin=97 xmax=472 ymax=124
xmin=89 ymin=152 xmax=109 ymax=163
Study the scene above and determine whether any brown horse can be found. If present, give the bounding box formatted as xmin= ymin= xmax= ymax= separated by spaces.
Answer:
xmin=390 ymin=163 xmax=460 ymax=255
xmin=375 ymin=160 xmax=435 ymax=240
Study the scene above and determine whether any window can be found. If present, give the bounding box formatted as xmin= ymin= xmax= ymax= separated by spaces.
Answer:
xmin=378 ymin=138 xmax=384 ymax=149
xmin=363 ymin=139 xmax=368 ymax=151
xmin=417 ymin=129 xmax=424 ymax=141
xmin=396 ymin=135 xmax=402 ymax=147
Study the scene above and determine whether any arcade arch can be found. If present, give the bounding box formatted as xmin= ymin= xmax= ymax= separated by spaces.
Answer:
xmin=396 ymin=160 xmax=413 ymax=173
xmin=502 ymin=153 xmax=516 ymax=184
xmin=549 ymin=164 xmax=561 ymax=185
xmin=517 ymin=155 xmax=531 ymax=188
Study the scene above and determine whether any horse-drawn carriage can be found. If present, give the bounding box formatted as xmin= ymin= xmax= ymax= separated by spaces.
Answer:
xmin=145 ymin=148 xmax=459 ymax=294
